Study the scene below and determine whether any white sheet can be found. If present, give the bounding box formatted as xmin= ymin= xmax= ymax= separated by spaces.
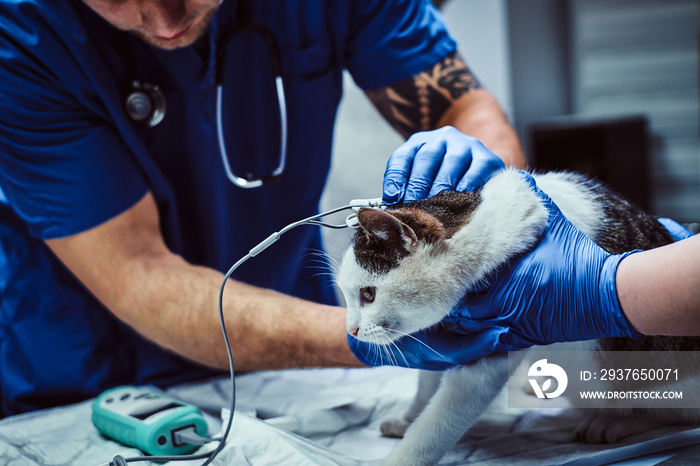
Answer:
xmin=1 ymin=367 xmax=699 ymax=465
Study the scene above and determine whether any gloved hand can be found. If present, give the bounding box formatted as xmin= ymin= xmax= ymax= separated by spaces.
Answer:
xmin=348 ymin=325 xmax=512 ymax=371
xmin=443 ymin=172 xmax=643 ymax=351
xmin=658 ymin=217 xmax=693 ymax=241
xmin=383 ymin=126 xmax=505 ymax=205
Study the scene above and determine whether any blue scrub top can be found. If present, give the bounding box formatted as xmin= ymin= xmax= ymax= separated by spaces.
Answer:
xmin=0 ymin=0 xmax=456 ymax=416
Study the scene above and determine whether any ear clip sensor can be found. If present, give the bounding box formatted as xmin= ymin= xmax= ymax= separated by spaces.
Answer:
xmin=346 ymin=198 xmax=386 ymax=228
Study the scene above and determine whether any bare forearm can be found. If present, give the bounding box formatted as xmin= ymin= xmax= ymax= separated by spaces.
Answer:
xmin=111 ymin=254 xmax=360 ymax=371
xmin=46 ymin=193 xmax=360 ymax=372
xmin=617 ymin=234 xmax=700 ymax=336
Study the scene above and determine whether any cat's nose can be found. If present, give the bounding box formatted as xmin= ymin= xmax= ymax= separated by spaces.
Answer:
xmin=349 ymin=326 xmax=359 ymax=337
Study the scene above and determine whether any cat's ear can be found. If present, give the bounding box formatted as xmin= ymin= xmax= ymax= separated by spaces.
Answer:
xmin=356 ymin=208 xmax=417 ymax=252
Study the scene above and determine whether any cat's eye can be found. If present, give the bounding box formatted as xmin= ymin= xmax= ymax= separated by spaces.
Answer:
xmin=359 ymin=286 xmax=376 ymax=306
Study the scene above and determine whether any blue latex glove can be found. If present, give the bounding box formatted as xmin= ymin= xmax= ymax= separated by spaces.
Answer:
xmin=383 ymin=126 xmax=505 ymax=205
xmin=658 ymin=217 xmax=693 ymax=241
xmin=348 ymin=325 xmax=514 ymax=371
xmin=443 ymin=172 xmax=643 ymax=351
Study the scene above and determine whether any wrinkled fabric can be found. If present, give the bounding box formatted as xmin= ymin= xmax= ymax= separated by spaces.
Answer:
xmin=2 ymin=369 xmax=700 ymax=465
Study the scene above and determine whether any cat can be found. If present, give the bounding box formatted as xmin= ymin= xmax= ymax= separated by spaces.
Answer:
xmin=336 ymin=168 xmax=700 ymax=466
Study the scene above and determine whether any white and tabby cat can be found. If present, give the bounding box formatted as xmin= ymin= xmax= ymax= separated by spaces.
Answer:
xmin=337 ymin=168 xmax=700 ymax=466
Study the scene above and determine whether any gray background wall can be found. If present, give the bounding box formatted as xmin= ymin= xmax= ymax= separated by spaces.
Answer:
xmin=508 ymin=0 xmax=699 ymax=222
xmin=569 ymin=0 xmax=699 ymax=222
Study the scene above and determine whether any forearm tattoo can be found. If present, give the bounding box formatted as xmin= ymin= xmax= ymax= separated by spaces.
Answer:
xmin=367 ymin=53 xmax=481 ymax=138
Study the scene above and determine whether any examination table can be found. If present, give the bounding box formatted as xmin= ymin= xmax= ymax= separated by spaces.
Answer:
xmin=1 ymin=366 xmax=699 ymax=465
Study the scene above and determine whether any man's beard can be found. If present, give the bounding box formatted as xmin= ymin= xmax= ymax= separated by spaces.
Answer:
xmin=125 ymin=5 xmax=218 ymax=50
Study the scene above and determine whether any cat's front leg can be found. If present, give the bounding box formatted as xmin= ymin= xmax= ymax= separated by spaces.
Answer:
xmin=383 ymin=353 xmax=517 ymax=466
xmin=381 ymin=370 xmax=442 ymax=438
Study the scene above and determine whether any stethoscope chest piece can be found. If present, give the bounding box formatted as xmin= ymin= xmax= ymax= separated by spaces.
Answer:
xmin=125 ymin=80 xmax=167 ymax=127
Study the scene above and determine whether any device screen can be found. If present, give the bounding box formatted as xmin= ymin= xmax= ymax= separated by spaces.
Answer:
xmin=130 ymin=402 xmax=183 ymax=420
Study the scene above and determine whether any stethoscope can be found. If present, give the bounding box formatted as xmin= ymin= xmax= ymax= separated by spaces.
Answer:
xmin=123 ymin=0 xmax=288 ymax=189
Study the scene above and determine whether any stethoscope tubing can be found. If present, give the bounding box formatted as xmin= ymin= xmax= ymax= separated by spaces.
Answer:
xmin=214 ymin=16 xmax=288 ymax=189
xmin=123 ymin=0 xmax=289 ymax=190
xmin=215 ymin=75 xmax=287 ymax=189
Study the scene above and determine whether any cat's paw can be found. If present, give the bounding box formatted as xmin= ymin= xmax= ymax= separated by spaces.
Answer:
xmin=574 ymin=413 xmax=666 ymax=444
xmin=380 ymin=417 xmax=411 ymax=438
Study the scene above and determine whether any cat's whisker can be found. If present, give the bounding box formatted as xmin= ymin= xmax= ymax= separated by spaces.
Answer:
xmin=321 ymin=282 xmax=340 ymax=294
xmin=304 ymin=248 xmax=342 ymax=274
xmin=303 ymin=263 xmax=335 ymax=274
xmin=302 ymin=248 xmax=344 ymax=289
xmin=305 ymin=247 xmax=332 ymax=257
xmin=387 ymin=347 xmax=398 ymax=367
xmin=373 ymin=343 xmax=391 ymax=366
xmin=378 ymin=338 xmax=391 ymax=366
xmin=305 ymin=263 xmax=335 ymax=275
xmin=377 ymin=345 xmax=391 ymax=366
xmin=379 ymin=345 xmax=389 ymax=367
xmin=375 ymin=335 xmax=392 ymax=366
xmin=305 ymin=258 xmax=334 ymax=269
xmin=381 ymin=334 xmax=402 ymax=367
xmin=385 ymin=328 xmax=445 ymax=359
xmin=325 ymin=256 xmax=342 ymax=273
xmin=362 ymin=339 xmax=382 ymax=367
xmin=372 ymin=343 xmax=382 ymax=366
xmin=308 ymin=270 xmax=339 ymax=281
xmin=386 ymin=336 xmax=410 ymax=368
xmin=364 ymin=340 xmax=380 ymax=366
xmin=306 ymin=270 xmax=341 ymax=289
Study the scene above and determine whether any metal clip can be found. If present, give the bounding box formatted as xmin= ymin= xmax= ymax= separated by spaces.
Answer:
xmin=346 ymin=198 xmax=386 ymax=228
xmin=345 ymin=214 xmax=360 ymax=229
xmin=349 ymin=197 xmax=386 ymax=212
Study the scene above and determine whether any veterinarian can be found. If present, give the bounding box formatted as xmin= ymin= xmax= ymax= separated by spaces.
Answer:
xmin=0 ymin=0 xmax=525 ymax=416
